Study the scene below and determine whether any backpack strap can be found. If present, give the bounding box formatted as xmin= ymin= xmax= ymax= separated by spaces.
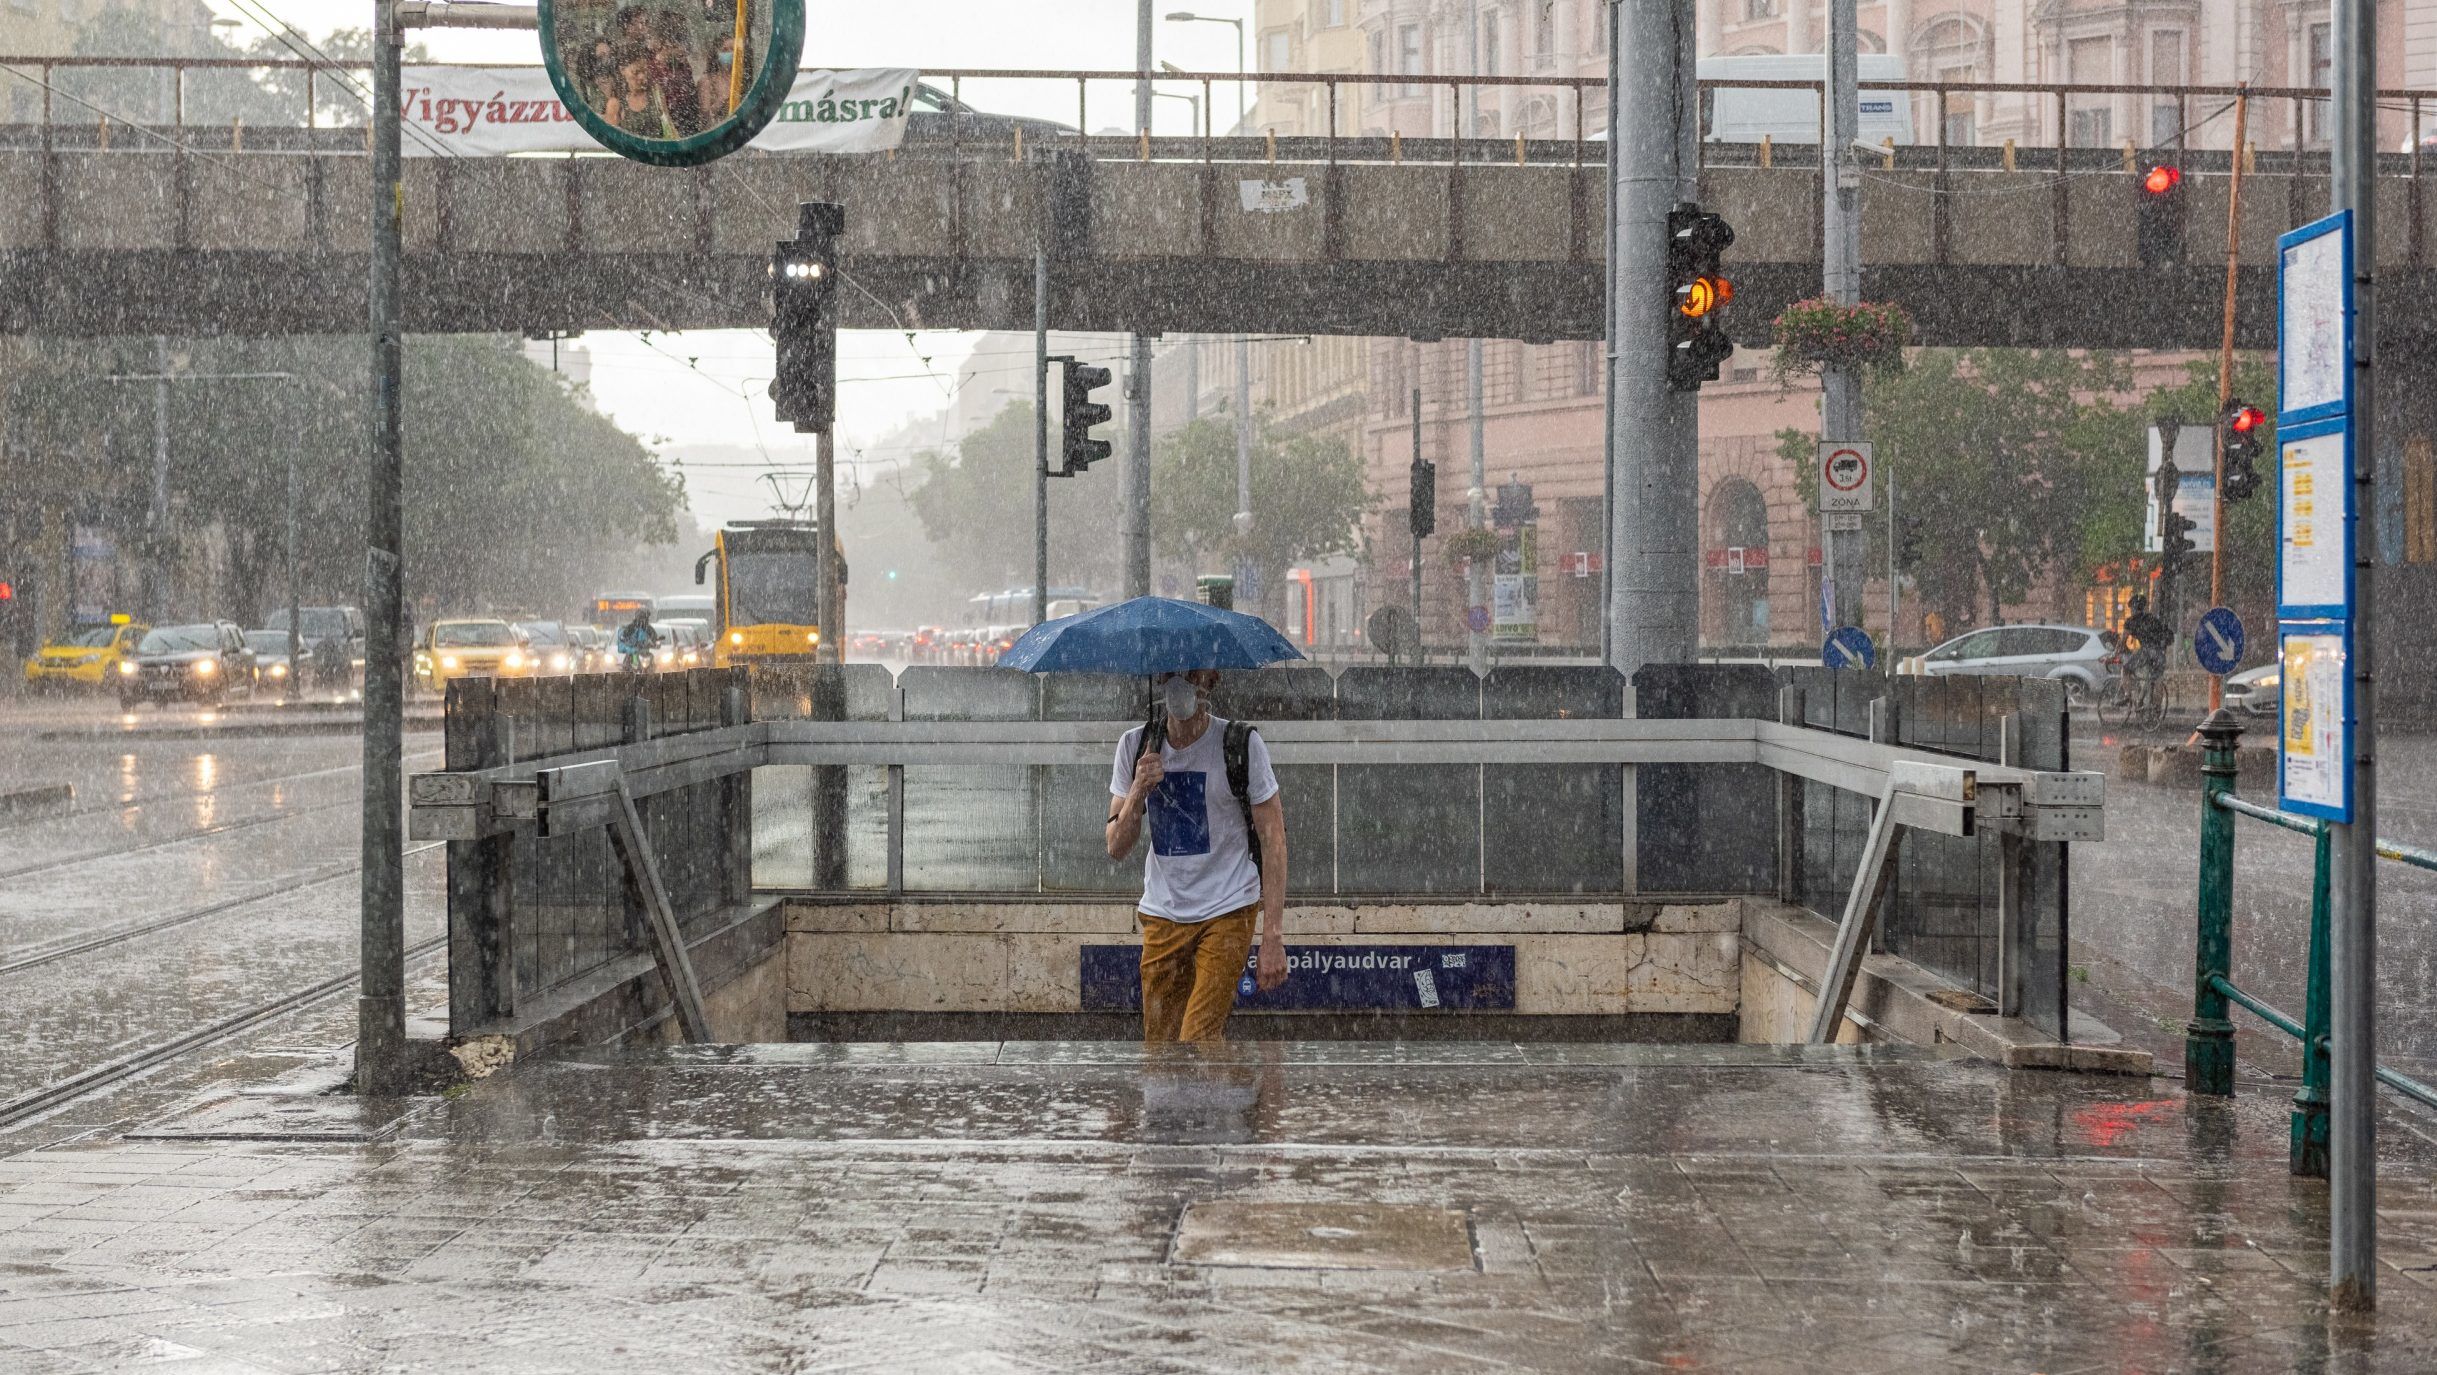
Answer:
xmin=1225 ymin=719 xmax=1261 ymax=873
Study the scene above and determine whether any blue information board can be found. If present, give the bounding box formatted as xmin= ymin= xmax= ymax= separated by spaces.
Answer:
xmin=1080 ymin=944 xmax=1517 ymax=1012
xmin=2275 ymin=210 xmax=2358 ymax=822
xmin=2193 ymin=607 xmax=2246 ymax=676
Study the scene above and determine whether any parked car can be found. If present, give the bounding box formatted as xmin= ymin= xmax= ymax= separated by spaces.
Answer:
xmin=242 ymin=630 xmax=296 ymax=688
xmin=262 ymin=605 xmax=363 ymax=657
xmin=23 ymin=617 xmax=146 ymax=691
xmin=565 ymin=624 xmax=609 ymax=672
xmin=1897 ymin=623 xmax=2115 ymax=700
xmin=2222 ymin=662 xmax=2281 ymax=718
xmin=415 ymin=618 xmax=529 ymax=692
xmin=903 ymin=83 xmax=1075 ymax=145
xmin=118 ymin=621 xmax=258 ymax=708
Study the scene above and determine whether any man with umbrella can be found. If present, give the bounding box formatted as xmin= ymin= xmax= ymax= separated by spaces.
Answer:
xmin=1000 ymin=596 xmax=1301 ymax=1041
xmin=1107 ymin=668 xmax=1289 ymax=1041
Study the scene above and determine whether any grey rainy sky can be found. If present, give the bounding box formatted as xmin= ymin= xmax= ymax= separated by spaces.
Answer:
xmin=199 ymin=0 xmax=1258 ymax=524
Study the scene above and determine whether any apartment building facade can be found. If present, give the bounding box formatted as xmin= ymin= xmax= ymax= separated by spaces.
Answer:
xmin=1207 ymin=0 xmax=2437 ymax=656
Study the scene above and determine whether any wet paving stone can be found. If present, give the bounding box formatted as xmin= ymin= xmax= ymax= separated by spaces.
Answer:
xmin=3 ymin=1042 xmax=2437 ymax=1371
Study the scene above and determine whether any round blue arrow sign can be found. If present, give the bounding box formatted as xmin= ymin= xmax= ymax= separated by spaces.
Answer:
xmin=1823 ymin=625 xmax=1877 ymax=670
xmin=2194 ymin=606 xmax=2246 ymax=676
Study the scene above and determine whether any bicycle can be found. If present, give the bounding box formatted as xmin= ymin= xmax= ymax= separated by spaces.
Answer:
xmin=2096 ymin=650 xmax=2169 ymax=732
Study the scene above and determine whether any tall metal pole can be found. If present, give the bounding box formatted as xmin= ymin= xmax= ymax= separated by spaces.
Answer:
xmin=1606 ymin=0 xmax=1700 ymax=673
xmin=1465 ymin=2 xmax=1487 ymax=674
xmin=1411 ymin=386 xmax=1425 ymax=660
xmin=1822 ymin=0 xmax=1864 ymax=634
xmin=1035 ymin=247 xmax=1051 ymax=628
xmin=150 ymin=336 xmax=171 ymax=618
xmin=2327 ymin=0 xmax=2379 ymax=1312
xmin=1885 ymin=463 xmax=1897 ymax=643
xmin=1233 ymin=333 xmax=1254 ymax=611
xmin=286 ymin=448 xmax=300 ymax=704
xmin=2208 ymin=92 xmax=2251 ymax=713
xmin=1125 ymin=0 xmax=1155 ymax=601
xmin=815 ymin=428 xmax=841 ymax=664
xmin=357 ymin=0 xmax=407 ymax=1095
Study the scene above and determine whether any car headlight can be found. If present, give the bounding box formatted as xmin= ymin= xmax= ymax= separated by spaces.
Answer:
xmin=440 ymin=654 xmax=460 ymax=671
xmin=503 ymin=651 xmax=525 ymax=670
xmin=270 ymin=663 xmax=288 ymax=678
xmin=118 ymin=661 xmax=137 ymax=677
xmin=730 ymin=631 xmax=745 ymax=646
xmin=807 ymin=631 xmax=820 ymax=644
xmin=550 ymin=653 xmax=571 ymax=672
xmin=192 ymin=658 xmax=217 ymax=676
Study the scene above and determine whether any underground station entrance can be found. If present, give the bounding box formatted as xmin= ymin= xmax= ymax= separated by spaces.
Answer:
xmin=409 ymin=663 xmax=2106 ymax=1062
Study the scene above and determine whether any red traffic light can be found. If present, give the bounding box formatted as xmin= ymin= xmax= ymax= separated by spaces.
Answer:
xmin=2142 ymin=165 xmax=2182 ymax=196
xmin=0 ymin=581 xmax=13 ymax=601
xmin=2229 ymin=404 xmax=2267 ymax=434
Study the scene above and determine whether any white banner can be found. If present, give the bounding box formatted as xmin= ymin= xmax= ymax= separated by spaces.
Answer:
xmin=400 ymin=66 xmax=920 ymax=157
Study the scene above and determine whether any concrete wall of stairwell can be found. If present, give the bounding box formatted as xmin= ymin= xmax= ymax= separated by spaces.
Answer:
xmin=783 ymin=897 xmax=1744 ymax=1020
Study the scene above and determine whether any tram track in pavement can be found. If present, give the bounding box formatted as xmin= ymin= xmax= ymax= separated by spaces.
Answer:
xmin=0 ymin=745 xmax=447 ymax=883
xmin=0 ymin=930 xmax=449 ymax=1132
xmin=0 ymin=840 xmax=445 ymax=977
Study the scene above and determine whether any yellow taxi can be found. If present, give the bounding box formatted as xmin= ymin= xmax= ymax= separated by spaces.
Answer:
xmin=413 ymin=618 xmax=531 ymax=692
xmin=23 ymin=616 xmax=147 ymax=691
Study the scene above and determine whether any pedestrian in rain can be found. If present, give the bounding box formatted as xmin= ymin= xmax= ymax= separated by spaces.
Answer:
xmin=1106 ymin=669 xmax=1289 ymax=1042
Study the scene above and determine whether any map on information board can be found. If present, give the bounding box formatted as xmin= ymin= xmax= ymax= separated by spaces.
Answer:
xmin=2278 ymin=425 xmax=2351 ymax=619
xmin=2280 ymin=631 xmax=2350 ymax=820
xmin=2280 ymin=216 xmax=2350 ymax=420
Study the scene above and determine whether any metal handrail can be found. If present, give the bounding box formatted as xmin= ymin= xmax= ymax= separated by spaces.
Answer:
xmin=2192 ymin=767 xmax=2437 ymax=1153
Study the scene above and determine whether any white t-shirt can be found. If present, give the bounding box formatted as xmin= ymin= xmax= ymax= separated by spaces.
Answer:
xmin=1110 ymin=715 xmax=1280 ymax=922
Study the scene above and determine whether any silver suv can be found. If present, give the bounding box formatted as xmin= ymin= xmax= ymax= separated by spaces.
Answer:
xmin=1900 ymin=623 xmax=2116 ymax=700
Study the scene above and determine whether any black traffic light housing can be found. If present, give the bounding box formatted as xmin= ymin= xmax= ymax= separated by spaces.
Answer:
xmin=1408 ymin=459 xmax=1437 ymax=538
xmin=2163 ymin=509 xmax=2198 ymax=563
xmin=1056 ymin=358 xmax=1114 ymax=475
xmin=2219 ymin=399 xmax=2267 ymax=502
xmin=771 ymin=202 xmax=843 ymax=433
xmin=2137 ymin=164 xmax=2185 ymax=267
xmin=1666 ymin=203 xmax=1736 ymax=392
xmin=1895 ymin=515 xmax=1923 ymax=571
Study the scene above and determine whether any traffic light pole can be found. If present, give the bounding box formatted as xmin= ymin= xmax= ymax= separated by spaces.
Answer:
xmin=1125 ymin=0 xmax=1153 ymax=602
xmin=1035 ymin=247 xmax=1051 ymax=629
xmin=359 ymin=0 xmax=409 ymax=1095
xmin=1412 ymin=388 xmax=1425 ymax=663
xmin=1821 ymin=0 xmax=1865 ymax=636
xmin=1604 ymin=0 xmax=1701 ymax=674
xmin=2328 ymin=0 xmax=2380 ymax=1311
xmin=2206 ymin=92 xmax=2250 ymax=714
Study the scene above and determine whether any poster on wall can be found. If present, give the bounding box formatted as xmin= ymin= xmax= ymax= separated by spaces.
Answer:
xmin=403 ymin=63 xmax=915 ymax=158
xmin=1492 ymin=524 xmax=1538 ymax=642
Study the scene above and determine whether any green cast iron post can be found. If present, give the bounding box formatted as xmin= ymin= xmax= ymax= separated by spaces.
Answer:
xmin=2186 ymin=709 xmax=2242 ymax=1096
xmin=2294 ymin=823 xmax=2334 ymax=1176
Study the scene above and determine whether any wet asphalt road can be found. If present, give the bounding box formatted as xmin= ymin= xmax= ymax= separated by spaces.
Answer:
xmin=0 ymin=695 xmax=446 ymax=1113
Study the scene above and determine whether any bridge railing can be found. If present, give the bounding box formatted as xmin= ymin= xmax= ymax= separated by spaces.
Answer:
xmin=5 ymin=55 xmax=2431 ymax=173
xmin=2183 ymin=715 xmax=2437 ymax=1178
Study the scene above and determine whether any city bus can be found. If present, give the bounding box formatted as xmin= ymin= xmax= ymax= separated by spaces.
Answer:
xmin=589 ymin=591 xmax=655 ymax=628
xmin=693 ymin=520 xmax=828 ymax=667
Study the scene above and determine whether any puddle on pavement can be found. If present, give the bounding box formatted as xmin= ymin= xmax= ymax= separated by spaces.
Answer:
xmin=1173 ymin=1201 xmax=1477 ymax=1271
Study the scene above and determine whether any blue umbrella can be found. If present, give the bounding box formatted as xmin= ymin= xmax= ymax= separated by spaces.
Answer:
xmin=997 ymin=596 xmax=1305 ymax=675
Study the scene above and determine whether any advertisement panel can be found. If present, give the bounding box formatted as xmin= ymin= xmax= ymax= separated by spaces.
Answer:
xmin=400 ymin=65 xmax=918 ymax=157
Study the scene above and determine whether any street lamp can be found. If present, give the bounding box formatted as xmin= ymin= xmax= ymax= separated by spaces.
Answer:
xmin=1165 ymin=11 xmax=1246 ymax=130
xmin=1149 ymin=87 xmax=1201 ymax=138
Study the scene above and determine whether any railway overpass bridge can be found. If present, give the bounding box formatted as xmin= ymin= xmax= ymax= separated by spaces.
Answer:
xmin=10 ymin=121 xmax=2437 ymax=351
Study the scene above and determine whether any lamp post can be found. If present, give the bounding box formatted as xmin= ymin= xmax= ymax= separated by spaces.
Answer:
xmin=1149 ymin=87 xmax=1201 ymax=138
xmin=1164 ymin=11 xmax=1246 ymax=130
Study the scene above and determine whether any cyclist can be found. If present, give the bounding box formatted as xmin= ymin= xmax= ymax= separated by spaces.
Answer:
xmin=2121 ymin=594 xmax=2171 ymax=689
xmin=614 ymin=608 xmax=661 ymax=672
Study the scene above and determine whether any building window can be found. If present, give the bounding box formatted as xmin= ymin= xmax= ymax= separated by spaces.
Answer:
xmin=1398 ymin=23 xmax=1423 ymax=96
xmin=1534 ymin=0 xmax=1555 ymax=57
xmin=2149 ymin=30 xmax=2184 ymax=147
xmin=1744 ymin=0 xmax=1780 ymax=18
xmin=2308 ymin=23 xmax=2332 ymax=147
xmin=1322 ymin=0 xmax=1345 ymax=27
xmin=1264 ymin=29 xmax=1290 ymax=73
xmin=1482 ymin=13 xmax=1501 ymax=76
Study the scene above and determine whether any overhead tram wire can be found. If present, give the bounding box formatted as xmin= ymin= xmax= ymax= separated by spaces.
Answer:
xmin=213 ymin=0 xmax=459 ymax=160
xmin=0 ymin=63 xmax=299 ymax=198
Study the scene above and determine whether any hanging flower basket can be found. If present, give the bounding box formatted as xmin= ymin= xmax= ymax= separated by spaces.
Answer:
xmin=1770 ymin=298 xmax=1914 ymax=382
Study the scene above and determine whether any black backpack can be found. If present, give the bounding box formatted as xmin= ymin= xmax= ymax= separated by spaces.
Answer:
xmin=1126 ymin=708 xmax=1262 ymax=872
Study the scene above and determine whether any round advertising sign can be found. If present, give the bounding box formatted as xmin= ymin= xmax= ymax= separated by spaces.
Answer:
xmin=540 ymin=0 xmax=805 ymax=166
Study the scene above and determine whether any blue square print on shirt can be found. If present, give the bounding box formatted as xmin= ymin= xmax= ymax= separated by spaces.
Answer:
xmin=1148 ymin=771 xmax=1211 ymax=856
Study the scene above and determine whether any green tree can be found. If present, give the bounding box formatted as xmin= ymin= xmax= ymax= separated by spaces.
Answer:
xmin=1151 ymin=414 xmax=1368 ymax=624
xmin=904 ymin=402 xmax=1125 ymax=602
xmin=1781 ymin=349 xmax=2132 ymax=628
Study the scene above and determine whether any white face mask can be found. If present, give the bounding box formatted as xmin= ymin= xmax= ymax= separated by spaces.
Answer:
xmin=1161 ymin=675 xmax=1201 ymax=722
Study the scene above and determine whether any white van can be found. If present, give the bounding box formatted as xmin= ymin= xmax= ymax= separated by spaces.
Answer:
xmin=1698 ymin=54 xmax=1914 ymax=147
